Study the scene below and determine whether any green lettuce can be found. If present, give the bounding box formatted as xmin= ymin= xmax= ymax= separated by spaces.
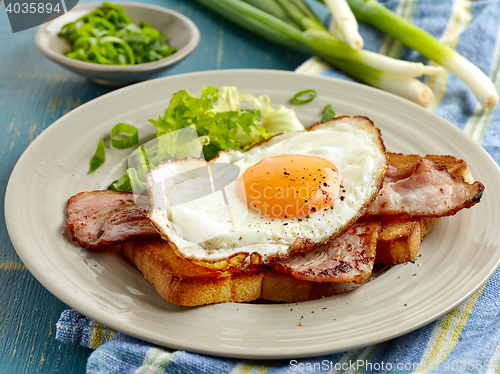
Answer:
xmin=110 ymin=85 xmax=305 ymax=191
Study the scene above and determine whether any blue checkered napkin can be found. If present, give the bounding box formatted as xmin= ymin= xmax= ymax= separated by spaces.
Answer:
xmin=56 ymin=309 xmax=115 ymax=350
xmin=57 ymin=267 xmax=500 ymax=374
xmin=56 ymin=0 xmax=500 ymax=372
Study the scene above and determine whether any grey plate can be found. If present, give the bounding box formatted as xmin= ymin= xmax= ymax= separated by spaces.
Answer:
xmin=5 ymin=70 xmax=500 ymax=359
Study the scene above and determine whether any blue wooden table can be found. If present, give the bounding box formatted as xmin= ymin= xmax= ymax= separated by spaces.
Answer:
xmin=0 ymin=1 xmax=321 ymax=372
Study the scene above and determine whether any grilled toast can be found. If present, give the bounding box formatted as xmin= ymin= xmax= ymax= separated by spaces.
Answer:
xmin=118 ymin=153 xmax=474 ymax=306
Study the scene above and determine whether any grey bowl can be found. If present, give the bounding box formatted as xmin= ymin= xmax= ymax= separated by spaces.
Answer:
xmin=35 ymin=2 xmax=200 ymax=85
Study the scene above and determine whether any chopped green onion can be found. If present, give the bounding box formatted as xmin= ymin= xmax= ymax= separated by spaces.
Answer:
xmin=108 ymin=173 xmax=131 ymax=191
xmin=140 ymin=145 xmax=151 ymax=170
xmin=293 ymin=89 xmax=317 ymax=104
xmin=59 ymin=2 xmax=176 ymax=65
xmin=88 ymin=138 xmax=106 ymax=173
xmin=110 ymin=123 xmax=139 ymax=149
xmin=321 ymin=104 xmax=336 ymax=121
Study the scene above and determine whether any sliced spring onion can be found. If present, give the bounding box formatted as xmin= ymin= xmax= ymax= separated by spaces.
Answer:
xmin=108 ymin=173 xmax=131 ymax=191
xmin=110 ymin=123 xmax=139 ymax=149
xmin=88 ymin=138 xmax=106 ymax=174
xmin=293 ymin=89 xmax=317 ymax=104
xmin=59 ymin=2 xmax=176 ymax=65
xmin=321 ymin=103 xmax=336 ymax=121
xmin=139 ymin=145 xmax=151 ymax=170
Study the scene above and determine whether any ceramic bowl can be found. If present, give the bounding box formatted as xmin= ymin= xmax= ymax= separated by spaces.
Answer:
xmin=35 ymin=2 xmax=200 ymax=85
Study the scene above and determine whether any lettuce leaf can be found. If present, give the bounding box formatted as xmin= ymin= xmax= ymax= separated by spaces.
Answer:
xmin=109 ymin=85 xmax=305 ymax=191
xmin=148 ymin=86 xmax=276 ymax=159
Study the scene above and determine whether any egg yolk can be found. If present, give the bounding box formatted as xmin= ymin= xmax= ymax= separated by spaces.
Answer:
xmin=242 ymin=154 xmax=341 ymax=219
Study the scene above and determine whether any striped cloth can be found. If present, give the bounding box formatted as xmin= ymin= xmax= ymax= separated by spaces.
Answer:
xmin=56 ymin=0 xmax=500 ymax=372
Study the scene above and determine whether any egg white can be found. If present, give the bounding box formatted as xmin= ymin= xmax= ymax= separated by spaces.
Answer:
xmin=147 ymin=116 xmax=387 ymax=264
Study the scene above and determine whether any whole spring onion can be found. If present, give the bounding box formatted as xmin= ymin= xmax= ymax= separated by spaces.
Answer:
xmin=193 ymin=0 xmax=498 ymax=109
xmin=193 ymin=0 xmax=441 ymax=107
xmin=345 ymin=0 xmax=499 ymax=110
xmin=59 ymin=2 xmax=176 ymax=65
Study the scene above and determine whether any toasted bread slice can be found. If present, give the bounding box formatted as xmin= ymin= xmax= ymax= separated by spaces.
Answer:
xmin=260 ymin=271 xmax=313 ymax=303
xmin=120 ymin=220 xmax=380 ymax=305
xmin=260 ymin=270 xmax=363 ymax=303
xmin=120 ymin=239 xmax=362 ymax=305
xmin=375 ymin=153 xmax=473 ymax=265
xmin=120 ymin=239 xmax=264 ymax=306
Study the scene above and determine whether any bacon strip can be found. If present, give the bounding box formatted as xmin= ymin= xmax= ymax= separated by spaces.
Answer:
xmin=271 ymin=221 xmax=379 ymax=283
xmin=66 ymin=190 xmax=159 ymax=250
xmin=366 ymin=159 xmax=484 ymax=217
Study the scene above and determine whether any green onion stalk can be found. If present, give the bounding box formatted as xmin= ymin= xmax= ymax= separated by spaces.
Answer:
xmin=304 ymin=29 xmax=434 ymax=105
xmin=193 ymin=0 xmax=441 ymax=107
xmin=345 ymin=0 xmax=498 ymax=110
xmin=323 ymin=0 xmax=364 ymax=50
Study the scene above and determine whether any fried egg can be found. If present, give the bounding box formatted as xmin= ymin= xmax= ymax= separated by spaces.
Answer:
xmin=146 ymin=116 xmax=387 ymax=266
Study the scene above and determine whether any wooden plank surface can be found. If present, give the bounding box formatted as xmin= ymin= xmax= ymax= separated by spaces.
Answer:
xmin=0 ymin=0 xmax=317 ymax=372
